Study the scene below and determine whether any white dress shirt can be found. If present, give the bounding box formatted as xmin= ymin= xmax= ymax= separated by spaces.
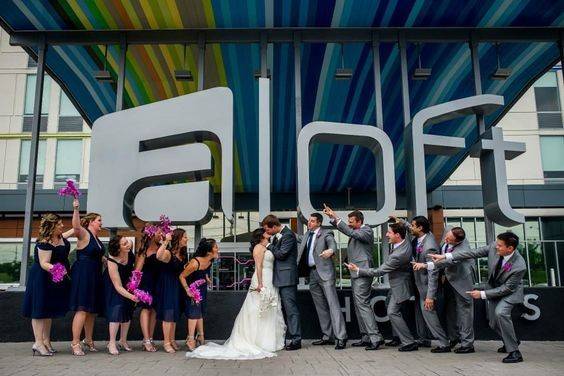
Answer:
xmin=307 ymin=227 xmax=320 ymax=267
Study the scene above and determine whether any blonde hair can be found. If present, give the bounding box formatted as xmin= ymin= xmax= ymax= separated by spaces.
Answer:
xmin=80 ymin=212 xmax=101 ymax=228
xmin=38 ymin=213 xmax=62 ymax=243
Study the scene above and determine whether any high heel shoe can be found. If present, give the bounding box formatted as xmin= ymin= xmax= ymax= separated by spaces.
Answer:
xmin=43 ymin=341 xmax=57 ymax=354
xmin=185 ymin=336 xmax=196 ymax=352
xmin=171 ymin=341 xmax=180 ymax=351
xmin=163 ymin=342 xmax=176 ymax=354
xmin=142 ymin=339 xmax=157 ymax=352
xmin=196 ymin=333 xmax=205 ymax=346
xmin=149 ymin=338 xmax=159 ymax=351
xmin=106 ymin=343 xmax=119 ymax=356
xmin=32 ymin=344 xmax=53 ymax=357
xmin=117 ymin=342 xmax=133 ymax=352
xmin=70 ymin=342 xmax=85 ymax=356
xmin=82 ymin=339 xmax=98 ymax=352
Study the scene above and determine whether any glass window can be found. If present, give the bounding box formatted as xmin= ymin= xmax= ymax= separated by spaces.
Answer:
xmin=540 ymin=136 xmax=564 ymax=178
xmin=24 ymin=75 xmax=51 ymax=115
xmin=18 ymin=140 xmax=46 ymax=182
xmin=534 ymin=72 xmax=562 ymax=128
xmin=59 ymin=92 xmax=80 ymax=117
xmin=55 ymin=140 xmax=82 ymax=183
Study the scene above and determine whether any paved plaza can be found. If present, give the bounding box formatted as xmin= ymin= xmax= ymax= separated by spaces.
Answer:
xmin=0 ymin=340 xmax=563 ymax=376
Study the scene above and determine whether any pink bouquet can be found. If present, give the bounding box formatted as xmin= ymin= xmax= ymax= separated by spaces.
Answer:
xmin=57 ymin=179 xmax=81 ymax=199
xmin=49 ymin=263 xmax=67 ymax=283
xmin=133 ymin=289 xmax=153 ymax=305
xmin=126 ymin=270 xmax=143 ymax=291
xmin=188 ymin=279 xmax=207 ymax=304
xmin=143 ymin=214 xmax=173 ymax=237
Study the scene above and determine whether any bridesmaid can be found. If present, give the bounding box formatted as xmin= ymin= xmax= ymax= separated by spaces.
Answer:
xmin=134 ymin=227 xmax=162 ymax=352
xmin=22 ymin=213 xmax=73 ymax=356
xmin=179 ymin=238 xmax=218 ymax=351
xmin=103 ymin=235 xmax=138 ymax=355
xmin=155 ymin=228 xmax=187 ymax=354
xmin=68 ymin=198 xmax=105 ymax=356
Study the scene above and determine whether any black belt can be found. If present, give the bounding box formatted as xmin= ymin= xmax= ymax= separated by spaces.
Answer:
xmin=309 ymin=265 xmax=316 ymax=270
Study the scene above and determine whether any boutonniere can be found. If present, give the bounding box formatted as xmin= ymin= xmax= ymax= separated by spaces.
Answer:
xmin=316 ymin=231 xmax=322 ymax=238
xmin=502 ymin=262 xmax=512 ymax=273
xmin=416 ymin=244 xmax=423 ymax=254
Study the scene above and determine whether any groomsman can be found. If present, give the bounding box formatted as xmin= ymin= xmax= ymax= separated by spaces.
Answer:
xmin=323 ymin=206 xmax=384 ymax=350
xmin=345 ymin=223 xmax=417 ymax=351
xmin=297 ymin=213 xmax=347 ymax=350
xmin=413 ymin=227 xmax=476 ymax=353
xmin=405 ymin=216 xmax=451 ymax=352
xmin=430 ymin=232 xmax=526 ymax=363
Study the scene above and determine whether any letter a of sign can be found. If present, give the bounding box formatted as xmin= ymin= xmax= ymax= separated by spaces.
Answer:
xmin=88 ymin=88 xmax=233 ymax=229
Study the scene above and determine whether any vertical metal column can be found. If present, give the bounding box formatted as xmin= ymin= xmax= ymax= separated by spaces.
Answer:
xmin=294 ymin=33 xmax=304 ymax=235
xmin=194 ymin=33 xmax=206 ymax=244
xmin=470 ymin=36 xmax=495 ymax=244
xmin=372 ymin=33 xmax=389 ymax=284
xmin=19 ymin=37 xmax=47 ymax=287
xmin=398 ymin=34 xmax=411 ymax=128
xmin=258 ymin=33 xmax=271 ymax=221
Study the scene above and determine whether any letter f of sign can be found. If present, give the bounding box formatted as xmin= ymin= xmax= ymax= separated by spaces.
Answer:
xmin=88 ymin=88 xmax=233 ymax=229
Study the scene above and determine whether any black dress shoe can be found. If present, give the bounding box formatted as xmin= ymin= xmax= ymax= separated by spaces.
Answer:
xmin=502 ymin=350 xmax=523 ymax=363
xmin=312 ymin=339 xmax=334 ymax=346
xmin=454 ymin=346 xmax=475 ymax=354
xmin=417 ymin=340 xmax=432 ymax=348
xmin=385 ymin=338 xmax=401 ymax=347
xmin=334 ymin=340 xmax=347 ymax=350
xmin=285 ymin=341 xmax=302 ymax=351
xmin=430 ymin=346 xmax=451 ymax=353
xmin=398 ymin=343 xmax=419 ymax=352
xmin=351 ymin=340 xmax=371 ymax=347
xmin=449 ymin=339 xmax=460 ymax=348
xmin=365 ymin=341 xmax=383 ymax=351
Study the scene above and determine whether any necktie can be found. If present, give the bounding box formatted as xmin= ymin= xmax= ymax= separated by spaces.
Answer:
xmin=306 ymin=232 xmax=314 ymax=254
xmin=489 ymin=256 xmax=503 ymax=286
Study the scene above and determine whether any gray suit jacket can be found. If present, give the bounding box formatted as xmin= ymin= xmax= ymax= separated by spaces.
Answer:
xmin=297 ymin=228 xmax=338 ymax=282
xmin=452 ymin=242 xmax=526 ymax=304
xmin=331 ymin=219 xmax=374 ymax=277
xmin=433 ymin=240 xmax=476 ymax=302
xmin=269 ymin=226 xmax=299 ymax=287
xmin=358 ymin=240 xmax=413 ymax=303
xmin=412 ymin=232 xmax=440 ymax=299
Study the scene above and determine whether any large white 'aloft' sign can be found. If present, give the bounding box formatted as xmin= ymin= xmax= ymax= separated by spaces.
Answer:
xmin=88 ymin=79 xmax=525 ymax=229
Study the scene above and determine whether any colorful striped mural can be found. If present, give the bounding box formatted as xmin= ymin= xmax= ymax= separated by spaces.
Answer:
xmin=0 ymin=0 xmax=562 ymax=195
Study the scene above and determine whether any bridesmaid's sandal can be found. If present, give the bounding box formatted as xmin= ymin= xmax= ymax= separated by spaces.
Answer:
xmin=117 ymin=342 xmax=133 ymax=352
xmin=142 ymin=339 xmax=157 ymax=352
xmin=43 ymin=341 xmax=57 ymax=354
xmin=149 ymin=338 xmax=159 ymax=351
xmin=186 ymin=336 xmax=196 ymax=352
xmin=196 ymin=333 xmax=205 ymax=346
xmin=70 ymin=342 xmax=85 ymax=356
xmin=106 ymin=343 xmax=119 ymax=356
xmin=171 ymin=341 xmax=180 ymax=351
xmin=163 ymin=342 xmax=176 ymax=354
xmin=82 ymin=339 xmax=98 ymax=352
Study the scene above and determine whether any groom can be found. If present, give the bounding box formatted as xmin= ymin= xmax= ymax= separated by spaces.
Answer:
xmin=262 ymin=214 xmax=302 ymax=350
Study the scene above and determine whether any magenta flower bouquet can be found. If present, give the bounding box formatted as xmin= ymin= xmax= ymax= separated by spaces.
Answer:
xmin=57 ymin=179 xmax=81 ymax=199
xmin=188 ymin=279 xmax=206 ymax=304
xmin=126 ymin=270 xmax=143 ymax=291
xmin=133 ymin=289 xmax=153 ymax=305
xmin=49 ymin=263 xmax=67 ymax=283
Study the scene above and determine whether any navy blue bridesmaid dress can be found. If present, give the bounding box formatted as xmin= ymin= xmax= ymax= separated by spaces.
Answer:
xmin=69 ymin=229 xmax=105 ymax=314
xmin=22 ymin=239 xmax=71 ymax=318
xmin=103 ymin=251 xmax=135 ymax=322
xmin=138 ymin=253 xmax=159 ymax=309
xmin=184 ymin=258 xmax=211 ymax=319
xmin=155 ymin=252 xmax=185 ymax=322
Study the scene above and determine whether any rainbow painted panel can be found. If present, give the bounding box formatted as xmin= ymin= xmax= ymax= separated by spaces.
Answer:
xmin=0 ymin=0 xmax=562 ymax=195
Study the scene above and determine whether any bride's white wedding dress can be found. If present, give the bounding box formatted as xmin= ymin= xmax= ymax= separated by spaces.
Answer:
xmin=185 ymin=249 xmax=286 ymax=360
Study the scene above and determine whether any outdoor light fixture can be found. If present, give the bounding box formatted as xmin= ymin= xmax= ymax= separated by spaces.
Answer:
xmin=335 ymin=43 xmax=353 ymax=80
xmin=94 ymin=45 xmax=113 ymax=82
xmin=174 ymin=44 xmax=194 ymax=81
xmin=412 ymin=43 xmax=432 ymax=80
xmin=491 ymin=43 xmax=512 ymax=80
xmin=253 ymin=69 xmax=271 ymax=79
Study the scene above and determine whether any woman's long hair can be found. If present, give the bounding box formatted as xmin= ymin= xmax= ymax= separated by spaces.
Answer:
xmin=108 ymin=235 xmax=123 ymax=257
xmin=170 ymin=228 xmax=187 ymax=261
xmin=37 ymin=213 xmax=62 ymax=243
xmin=249 ymin=228 xmax=265 ymax=253
xmin=193 ymin=238 xmax=216 ymax=258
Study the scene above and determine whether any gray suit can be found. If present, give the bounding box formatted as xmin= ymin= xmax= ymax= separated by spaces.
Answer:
xmin=432 ymin=240 xmax=475 ymax=347
xmin=412 ymin=233 xmax=449 ymax=347
xmin=451 ymin=243 xmax=526 ymax=352
xmin=357 ymin=239 xmax=415 ymax=346
xmin=269 ymin=226 xmax=301 ymax=342
xmin=332 ymin=219 xmax=383 ymax=343
xmin=297 ymin=228 xmax=347 ymax=340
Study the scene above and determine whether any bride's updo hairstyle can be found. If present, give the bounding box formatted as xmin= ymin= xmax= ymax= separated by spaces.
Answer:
xmin=249 ymin=228 xmax=266 ymax=253
xmin=194 ymin=237 xmax=216 ymax=258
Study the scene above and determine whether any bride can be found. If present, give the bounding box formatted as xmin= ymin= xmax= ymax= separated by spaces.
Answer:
xmin=185 ymin=228 xmax=286 ymax=360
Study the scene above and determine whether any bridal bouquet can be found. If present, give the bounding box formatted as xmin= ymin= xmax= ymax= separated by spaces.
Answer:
xmin=252 ymin=286 xmax=278 ymax=316
xmin=49 ymin=263 xmax=67 ymax=283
